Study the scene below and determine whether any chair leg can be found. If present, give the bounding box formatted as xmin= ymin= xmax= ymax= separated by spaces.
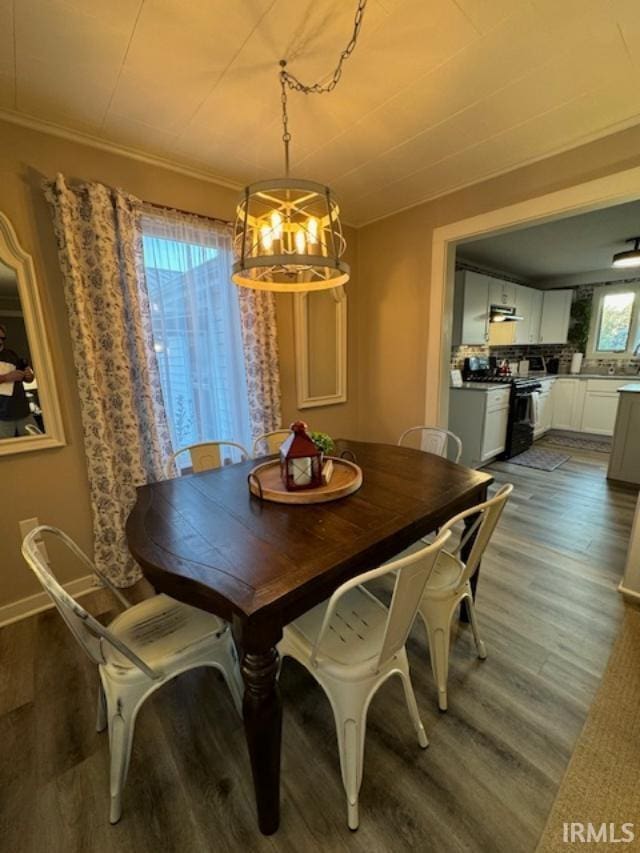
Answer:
xmin=397 ymin=653 xmax=428 ymax=749
xmin=96 ymin=680 xmax=107 ymax=733
xmin=107 ymin=701 xmax=137 ymax=824
xmin=329 ymin=682 xmax=370 ymax=831
xmin=419 ymin=605 xmax=452 ymax=712
xmin=465 ymin=594 xmax=487 ymax=660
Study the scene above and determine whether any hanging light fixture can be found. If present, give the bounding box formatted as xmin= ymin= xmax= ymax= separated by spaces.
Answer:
xmin=232 ymin=1 xmax=367 ymax=293
xmin=612 ymin=236 xmax=640 ymax=269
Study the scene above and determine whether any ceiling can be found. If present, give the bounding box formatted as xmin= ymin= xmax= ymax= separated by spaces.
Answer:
xmin=2 ymin=0 xmax=640 ymax=225
xmin=458 ymin=199 xmax=640 ymax=286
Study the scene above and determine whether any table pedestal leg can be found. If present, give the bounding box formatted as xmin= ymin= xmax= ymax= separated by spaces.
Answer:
xmin=241 ymin=643 xmax=282 ymax=835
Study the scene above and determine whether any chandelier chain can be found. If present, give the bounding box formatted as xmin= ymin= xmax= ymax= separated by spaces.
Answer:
xmin=279 ymin=0 xmax=367 ymax=175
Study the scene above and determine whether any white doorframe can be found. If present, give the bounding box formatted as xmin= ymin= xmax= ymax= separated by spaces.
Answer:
xmin=426 ymin=165 xmax=640 ymax=428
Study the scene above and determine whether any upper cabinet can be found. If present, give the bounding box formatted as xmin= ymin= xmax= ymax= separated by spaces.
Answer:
xmin=454 ymin=270 xmax=572 ymax=347
xmin=514 ymin=284 xmax=532 ymax=345
xmin=453 ymin=270 xmax=490 ymax=345
xmin=489 ymin=278 xmax=516 ymax=308
xmin=539 ymin=289 xmax=572 ymax=344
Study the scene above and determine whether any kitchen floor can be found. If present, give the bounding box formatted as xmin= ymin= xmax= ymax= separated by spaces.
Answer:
xmin=0 ymin=440 xmax=636 ymax=853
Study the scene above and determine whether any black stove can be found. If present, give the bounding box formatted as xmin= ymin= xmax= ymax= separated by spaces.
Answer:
xmin=461 ymin=357 xmax=542 ymax=459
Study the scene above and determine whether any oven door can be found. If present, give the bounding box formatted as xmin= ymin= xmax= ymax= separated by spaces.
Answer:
xmin=504 ymin=385 xmax=541 ymax=458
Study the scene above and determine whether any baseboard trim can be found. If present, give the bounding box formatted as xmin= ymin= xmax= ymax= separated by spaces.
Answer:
xmin=0 ymin=575 xmax=98 ymax=628
xmin=617 ymin=582 xmax=640 ymax=604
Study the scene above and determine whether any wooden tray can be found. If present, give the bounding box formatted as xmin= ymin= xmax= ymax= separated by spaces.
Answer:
xmin=248 ymin=456 xmax=363 ymax=504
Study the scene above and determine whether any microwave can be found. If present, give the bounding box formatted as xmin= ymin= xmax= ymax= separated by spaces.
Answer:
xmin=528 ymin=355 xmax=546 ymax=373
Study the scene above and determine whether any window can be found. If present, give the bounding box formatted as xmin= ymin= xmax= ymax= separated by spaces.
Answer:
xmin=588 ymin=284 xmax=640 ymax=358
xmin=141 ymin=208 xmax=251 ymax=458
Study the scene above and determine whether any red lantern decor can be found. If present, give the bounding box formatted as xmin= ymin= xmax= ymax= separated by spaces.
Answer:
xmin=280 ymin=421 xmax=323 ymax=491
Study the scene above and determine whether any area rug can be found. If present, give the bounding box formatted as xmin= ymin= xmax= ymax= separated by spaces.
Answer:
xmin=544 ymin=431 xmax=612 ymax=453
xmin=506 ymin=447 xmax=570 ymax=471
xmin=536 ymin=607 xmax=640 ymax=852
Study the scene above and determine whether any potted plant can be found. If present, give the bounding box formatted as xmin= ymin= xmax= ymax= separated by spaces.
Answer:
xmin=568 ymin=293 xmax=592 ymax=374
xmin=309 ymin=431 xmax=335 ymax=457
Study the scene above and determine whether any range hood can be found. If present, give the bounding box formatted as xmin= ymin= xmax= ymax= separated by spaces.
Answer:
xmin=490 ymin=304 xmax=523 ymax=323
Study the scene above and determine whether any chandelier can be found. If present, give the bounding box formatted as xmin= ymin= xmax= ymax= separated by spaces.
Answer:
xmin=232 ymin=1 xmax=367 ymax=293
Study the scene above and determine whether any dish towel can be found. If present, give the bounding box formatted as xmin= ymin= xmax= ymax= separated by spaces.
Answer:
xmin=529 ymin=391 xmax=540 ymax=427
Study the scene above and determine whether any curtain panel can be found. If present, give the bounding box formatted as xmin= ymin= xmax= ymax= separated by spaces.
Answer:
xmin=44 ymin=174 xmax=172 ymax=586
xmin=237 ymin=288 xmax=282 ymax=440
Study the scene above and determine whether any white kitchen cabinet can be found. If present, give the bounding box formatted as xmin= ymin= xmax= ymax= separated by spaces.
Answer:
xmin=514 ymin=285 xmax=532 ymax=345
xmin=529 ymin=289 xmax=543 ymax=343
xmin=449 ymin=386 xmax=510 ymax=468
xmin=489 ymin=278 xmax=516 ymax=308
xmin=453 ymin=270 xmax=490 ymax=345
xmin=533 ymin=379 xmax=555 ymax=438
xmin=482 ymin=401 xmax=510 ymax=460
xmin=539 ymin=289 xmax=572 ymax=344
xmin=580 ymin=379 xmax=625 ymax=436
xmin=551 ymin=378 xmax=585 ymax=430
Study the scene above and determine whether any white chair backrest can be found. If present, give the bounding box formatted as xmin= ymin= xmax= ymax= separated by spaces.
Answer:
xmin=442 ymin=484 xmax=513 ymax=587
xmin=252 ymin=429 xmax=291 ymax=458
xmin=167 ymin=440 xmax=250 ymax=477
xmin=311 ymin=529 xmax=452 ymax=672
xmin=398 ymin=426 xmax=463 ymax=464
xmin=25 ymin=423 xmax=43 ymax=436
xmin=21 ymin=526 xmax=158 ymax=678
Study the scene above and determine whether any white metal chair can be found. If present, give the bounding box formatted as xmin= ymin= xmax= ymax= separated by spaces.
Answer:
xmin=398 ymin=426 xmax=463 ymax=464
xmin=167 ymin=440 xmax=250 ymax=477
xmin=252 ymin=429 xmax=291 ymax=458
xmin=416 ymin=484 xmax=513 ymax=711
xmin=278 ymin=528 xmax=452 ymax=830
xmin=21 ymin=525 xmax=244 ymax=825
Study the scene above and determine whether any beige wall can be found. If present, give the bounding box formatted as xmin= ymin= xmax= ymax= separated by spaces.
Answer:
xmin=0 ymin=119 xmax=359 ymax=610
xmin=356 ymin=123 xmax=640 ymax=443
xmin=276 ymin=223 xmax=360 ymax=440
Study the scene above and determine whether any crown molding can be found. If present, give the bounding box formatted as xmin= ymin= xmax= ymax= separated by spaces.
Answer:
xmin=0 ymin=108 xmax=243 ymax=193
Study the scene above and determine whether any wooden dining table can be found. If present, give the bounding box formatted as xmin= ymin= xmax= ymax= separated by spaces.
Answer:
xmin=126 ymin=439 xmax=493 ymax=835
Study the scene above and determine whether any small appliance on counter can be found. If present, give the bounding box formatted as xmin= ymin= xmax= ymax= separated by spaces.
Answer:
xmin=527 ymin=355 xmax=546 ymax=375
xmin=462 ymin=355 xmax=497 ymax=381
xmin=546 ymin=357 xmax=559 ymax=374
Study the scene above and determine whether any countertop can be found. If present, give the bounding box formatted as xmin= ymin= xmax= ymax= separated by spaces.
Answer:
xmin=451 ymin=372 xmax=639 ymax=390
xmin=619 ymin=383 xmax=640 ymax=394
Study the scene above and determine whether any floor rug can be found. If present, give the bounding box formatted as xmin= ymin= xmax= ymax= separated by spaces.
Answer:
xmin=506 ymin=447 xmax=570 ymax=471
xmin=536 ymin=607 xmax=640 ymax=851
xmin=544 ymin=431 xmax=612 ymax=453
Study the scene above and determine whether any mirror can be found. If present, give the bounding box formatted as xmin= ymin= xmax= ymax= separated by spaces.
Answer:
xmin=294 ymin=287 xmax=347 ymax=408
xmin=0 ymin=211 xmax=65 ymax=455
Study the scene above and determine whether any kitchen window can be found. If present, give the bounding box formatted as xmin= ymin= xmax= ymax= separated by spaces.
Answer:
xmin=141 ymin=207 xmax=251 ymax=457
xmin=588 ymin=283 xmax=640 ymax=359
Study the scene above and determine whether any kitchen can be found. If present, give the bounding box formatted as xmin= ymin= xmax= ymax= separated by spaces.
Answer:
xmin=447 ymin=199 xmax=640 ymax=485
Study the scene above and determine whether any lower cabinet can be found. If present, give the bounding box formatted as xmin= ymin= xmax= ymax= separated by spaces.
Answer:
xmin=551 ymin=377 xmax=624 ymax=436
xmin=482 ymin=399 xmax=510 ymax=461
xmin=533 ymin=380 xmax=554 ymax=438
xmin=449 ymin=387 xmax=510 ymax=468
xmin=551 ymin=379 xmax=584 ymax=430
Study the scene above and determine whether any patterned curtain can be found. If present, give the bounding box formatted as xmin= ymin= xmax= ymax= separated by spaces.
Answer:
xmin=44 ymin=174 xmax=173 ymax=586
xmin=237 ymin=288 xmax=282 ymax=438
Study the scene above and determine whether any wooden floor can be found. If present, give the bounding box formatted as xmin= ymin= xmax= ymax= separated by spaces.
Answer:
xmin=1 ymin=439 xmax=636 ymax=853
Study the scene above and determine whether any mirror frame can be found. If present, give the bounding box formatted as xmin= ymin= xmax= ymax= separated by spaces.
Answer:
xmin=294 ymin=286 xmax=347 ymax=409
xmin=0 ymin=211 xmax=66 ymax=456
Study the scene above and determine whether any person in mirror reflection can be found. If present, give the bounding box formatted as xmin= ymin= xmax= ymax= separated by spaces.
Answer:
xmin=0 ymin=323 xmax=37 ymax=438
